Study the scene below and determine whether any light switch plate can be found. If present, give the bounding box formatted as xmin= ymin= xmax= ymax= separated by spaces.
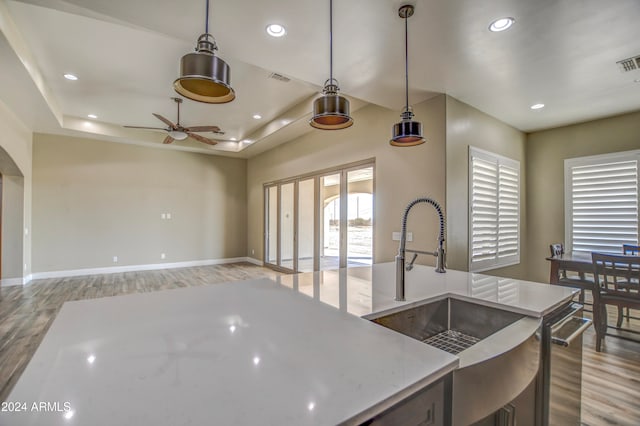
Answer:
xmin=392 ymin=232 xmax=413 ymax=241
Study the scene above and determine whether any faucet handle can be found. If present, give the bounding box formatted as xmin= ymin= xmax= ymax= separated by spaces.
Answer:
xmin=406 ymin=253 xmax=418 ymax=271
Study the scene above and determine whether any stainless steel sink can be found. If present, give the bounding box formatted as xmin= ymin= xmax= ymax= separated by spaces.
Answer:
xmin=370 ymin=298 xmax=541 ymax=426
xmin=372 ymin=298 xmax=525 ymax=354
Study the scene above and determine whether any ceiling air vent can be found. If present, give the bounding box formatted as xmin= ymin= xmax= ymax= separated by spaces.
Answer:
xmin=616 ymin=55 xmax=640 ymax=72
xmin=268 ymin=72 xmax=291 ymax=83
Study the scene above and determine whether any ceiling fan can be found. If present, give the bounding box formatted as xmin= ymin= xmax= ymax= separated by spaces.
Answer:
xmin=124 ymin=97 xmax=225 ymax=145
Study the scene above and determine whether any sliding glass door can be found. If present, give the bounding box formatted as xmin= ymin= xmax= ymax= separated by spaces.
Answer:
xmin=320 ymin=173 xmax=341 ymax=270
xmin=266 ymin=186 xmax=278 ymax=265
xmin=347 ymin=166 xmax=373 ymax=267
xmin=280 ymin=183 xmax=295 ymax=270
xmin=297 ymin=178 xmax=315 ymax=272
xmin=264 ymin=162 xmax=374 ymax=273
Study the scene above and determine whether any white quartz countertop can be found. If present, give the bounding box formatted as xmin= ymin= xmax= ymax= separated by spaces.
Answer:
xmin=3 ymin=276 xmax=457 ymax=426
xmin=276 ymin=263 xmax=578 ymax=319
xmin=3 ymin=263 xmax=577 ymax=426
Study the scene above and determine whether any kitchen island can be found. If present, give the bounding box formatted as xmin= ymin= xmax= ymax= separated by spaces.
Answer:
xmin=2 ymin=263 xmax=577 ymax=426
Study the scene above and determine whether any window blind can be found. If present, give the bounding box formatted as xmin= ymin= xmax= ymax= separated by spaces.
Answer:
xmin=469 ymin=147 xmax=520 ymax=271
xmin=566 ymin=153 xmax=639 ymax=253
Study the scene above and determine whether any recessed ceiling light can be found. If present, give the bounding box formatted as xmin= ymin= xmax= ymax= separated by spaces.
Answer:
xmin=230 ymin=137 xmax=237 ymax=141
xmin=634 ymin=79 xmax=640 ymax=83
xmin=489 ymin=17 xmax=515 ymax=32
xmin=243 ymin=139 xmax=253 ymax=144
xmin=266 ymin=24 xmax=287 ymax=37
xmin=87 ymin=114 xmax=97 ymax=119
xmin=253 ymin=114 xmax=262 ymax=119
xmin=64 ymin=73 xmax=78 ymax=81
xmin=530 ymin=103 xmax=545 ymax=110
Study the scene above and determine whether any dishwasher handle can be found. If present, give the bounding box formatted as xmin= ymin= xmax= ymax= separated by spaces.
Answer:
xmin=551 ymin=316 xmax=592 ymax=347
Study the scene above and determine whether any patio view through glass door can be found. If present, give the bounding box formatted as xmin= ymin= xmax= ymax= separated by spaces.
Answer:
xmin=320 ymin=173 xmax=341 ymax=270
xmin=347 ymin=167 xmax=373 ymax=267
xmin=264 ymin=162 xmax=373 ymax=273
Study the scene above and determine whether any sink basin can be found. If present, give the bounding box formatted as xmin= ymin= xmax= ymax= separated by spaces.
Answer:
xmin=369 ymin=298 xmax=540 ymax=426
xmin=371 ymin=298 xmax=525 ymax=354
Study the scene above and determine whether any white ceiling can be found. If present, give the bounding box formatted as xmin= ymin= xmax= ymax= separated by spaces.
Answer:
xmin=1 ymin=0 xmax=639 ymax=157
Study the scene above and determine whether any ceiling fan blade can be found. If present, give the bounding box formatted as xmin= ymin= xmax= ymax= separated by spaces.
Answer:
xmin=185 ymin=125 xmax=221 ymax=133
xmin=162 ymin=135 xmax=175 ymax=145
xmin=187 ymin=132 xmax=218 ymax=146
xmin=153 ymin=113 xmax=177 ymax=129
xmin=124 ymin=125 xmax=167 ymax=131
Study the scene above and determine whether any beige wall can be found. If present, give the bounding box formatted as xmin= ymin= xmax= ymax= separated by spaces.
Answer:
xmin=0 ymin=99 xmax=32 ymax=281
xmin=32 ymin=133 xmax=247 ymax=272
xmin=247 ymin=95 xmax=447 ymax=266
xmin=445 ymin=96 xmax=528 ymax=279
xmin=526 ymin=110 xmax=640 ymax=283
xmin=2 ymin=175 xmax=24 ymax=279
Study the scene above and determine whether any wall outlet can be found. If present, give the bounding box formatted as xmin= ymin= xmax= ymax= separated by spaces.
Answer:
xmin=161 ymin=253 xmax=166 ymax=260
xmin=24 ymin=263 xmax=27 ymax=270
xmin=392 ymin=231 xmax=413 ymax=241
xmin=24 ymin=228 xmax=29 ymax=236
xmin=161 ymin=213 xmax=166 ymax=219
xmin=113 ymin=256 xmax=118 ymax=263
xmin=251 ymin=249 xmax=255 ymax=255
xmin=166 ymin=213 xmax=172 ymax=219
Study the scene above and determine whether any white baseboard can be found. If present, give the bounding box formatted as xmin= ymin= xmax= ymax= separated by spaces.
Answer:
xmin=30 ymin=257 xmax=257 ymax=281
xmin=0 ymin=277 xmax=24 ymax=287
xmin=245 ymin=257 xmax=263 ymax=266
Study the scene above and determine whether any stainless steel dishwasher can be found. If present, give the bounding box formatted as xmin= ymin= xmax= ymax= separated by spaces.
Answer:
xmin=537 ymin=302 xmax=592 ymax=426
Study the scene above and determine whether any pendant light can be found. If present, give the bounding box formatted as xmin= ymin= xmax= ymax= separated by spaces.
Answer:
xmin=390 ymin=5 xmax=425 ymax=146
xmin=310 ymin=0 xmax=353 ymax=130
xmin=174 ymin=0 xmax=235 ymax=104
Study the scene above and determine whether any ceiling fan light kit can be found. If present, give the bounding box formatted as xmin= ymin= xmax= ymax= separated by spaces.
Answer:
xmin=310 ymin=0 xmax=353 ymax=130
xmin=168 ymin=130 xmax=189 ymax=141
xmin=174 ymin=0 xmax=235 ymax=104
xmin=391 ymin=4 xmax=425 ymax=147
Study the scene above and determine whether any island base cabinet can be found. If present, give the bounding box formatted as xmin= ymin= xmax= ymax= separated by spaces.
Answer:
xmin=362 ymin=376 xmax=450 ymax=426
xmin=470 ymin=377 xmax=537 ymax=426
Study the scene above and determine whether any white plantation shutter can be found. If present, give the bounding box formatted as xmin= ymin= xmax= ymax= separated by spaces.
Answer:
xmin=469 ymin=147 xmax=521 ymax=272
xmin=470 ymin=274 xmax=519 ymax=305
xmin=565 ymin=151 xmax=639 ymax=253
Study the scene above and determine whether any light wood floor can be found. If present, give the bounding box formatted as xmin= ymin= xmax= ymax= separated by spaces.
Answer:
xmin=0 ymin=264 xmax=639 ymax=424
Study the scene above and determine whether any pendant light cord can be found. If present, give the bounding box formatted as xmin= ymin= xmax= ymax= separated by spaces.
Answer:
xmin=404 ymin=12 xmax=409 ymax=112
xmin=329 ymin=0 xmax=334 ymax=85
xmin=205 ymin=0 xmax=210 ymax=34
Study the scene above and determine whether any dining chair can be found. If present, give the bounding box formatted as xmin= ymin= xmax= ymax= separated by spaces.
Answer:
xmin=549 ymin=243 xmax=564 ymax=257
xmin=591 ymin=252 xmax=640 ymax=352
xmin=549 ymin=242 xmax=592 ymax=307
xmin=623 ymin=244 xmax=640 ymax=255
xmin=619 ymin=244 xmax=640 ymax=322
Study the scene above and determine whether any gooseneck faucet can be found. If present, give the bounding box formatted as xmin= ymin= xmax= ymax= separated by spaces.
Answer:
xmin=396 ymin=197 xmax=446 ymax=301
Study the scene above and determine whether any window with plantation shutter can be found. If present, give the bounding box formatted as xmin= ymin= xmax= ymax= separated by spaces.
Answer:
xmin=565 ymin=151 xmax=640 ymax=253
xmin=469 ymin=147 xmax=521 ymax=272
